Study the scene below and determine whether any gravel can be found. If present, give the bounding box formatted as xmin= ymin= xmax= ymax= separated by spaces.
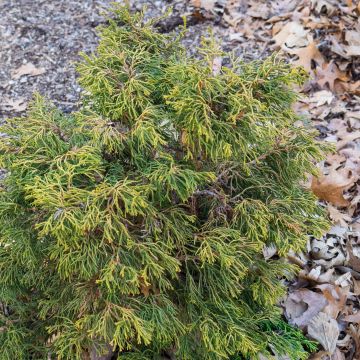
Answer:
xmin=0 ymin=0 xmax=266 ymax=120
xmin=0 ymin=0 xmax=115 ymax=118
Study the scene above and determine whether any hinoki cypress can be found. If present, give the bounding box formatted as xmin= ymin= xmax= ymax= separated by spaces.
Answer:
xmin=0 ymin=6 xmax=329 ymax=360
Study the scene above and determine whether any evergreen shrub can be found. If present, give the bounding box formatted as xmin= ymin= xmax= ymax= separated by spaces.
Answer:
xmin=0 ymin=6 xmax=329 ymax=360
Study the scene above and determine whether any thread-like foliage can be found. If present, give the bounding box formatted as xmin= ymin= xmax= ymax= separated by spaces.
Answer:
xmin=0 ymin=6 xmax=329 ymax=360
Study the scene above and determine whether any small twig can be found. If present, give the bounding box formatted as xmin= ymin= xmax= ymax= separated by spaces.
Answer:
xmin=193 ymin=189 xmax=222 ymax=198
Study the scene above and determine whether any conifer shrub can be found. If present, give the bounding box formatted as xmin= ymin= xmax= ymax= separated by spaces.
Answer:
xmin=0 ymin=6 xmax=329 ymax=360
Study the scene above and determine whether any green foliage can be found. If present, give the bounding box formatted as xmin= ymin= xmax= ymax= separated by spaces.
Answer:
xmin=0 ymin=6 xmax=329 ymax=360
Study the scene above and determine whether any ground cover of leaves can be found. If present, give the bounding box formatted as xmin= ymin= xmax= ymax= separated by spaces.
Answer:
xmin=2 ymin=0 xmax=360 ymax=359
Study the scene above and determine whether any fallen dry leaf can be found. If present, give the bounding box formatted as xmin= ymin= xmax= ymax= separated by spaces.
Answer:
xmin=316 ymin=61 xmax=349 ymax=91
xmin=273 ymin=21 xmax=309 ymax=49
xmin=353 ymin=278 xmax=360 ymax=295
xmin=246 ymin=0 xmax=271 ymax=20
xmin=212 ymin=56 xmax=222 ymax=76
xmin=311 ymin=0 xmax=338 ymax=15
xmin=336 ymin=333 xmax=353 ymax=349
xmin=331 ymin=348 xmax=345 ymax=360
xmin=342 ymin=45 xmax=360 ymax=57
xmin=306 ymin=266 xmax=322 ymax=281
xmin=1 ymin=97 xmax=28 ymax=112
xmin=349 ymin=324 xmax=360 ymax=357
xmin=311 ymin=238 xmax=338 ymax=260
xmin=345 ymin=30 xmax=360 ymax=47
xmin=327 ymin=205 xmax=352 ymax=227
xmin=343 ymin=311 xmax=360 ymax=323
xmin=317 ymin=284 xmax=349 ymax=319
xmin=311 ymin=168 xmax=355 ymax=207
xmin=318 ymin=268 xmax=336 ymax=283
xmin=302 ymin=266 xmax=336 ymax=284
xmin=326 ymin=153 xmax=346 ymax=166
xmin=342 ymin=29 xmax=360 ymax=57
xmin=309 ymin=350 xmax=330 ymax=360
xmin=334 ymin=272 xmax=352 ymax=287
xmin=346 ymin=242 xmax=360 ymax=273
xmin=328 ymin=225 xmax=347 ymax=237
xmin=11 ymin=63 xmax=46 ymax=80
xmin=330 ymin=34 xmax=360 ymax=59
xmin=288 ymin=40 xmax=325 ymax=72
xmin=308 ymin=311 xmax=339 ymax=354
xmin=308 ymin=90 xmax=334 ymax=107
xmin=284 ymin=288 xmax=328 ymax=328
xmin=335 ymin=79 xmax=360 ymax=94
xmin=191 ymin=0 xmax=217 ymax=11
xmin=314 ymin=251 xmax=346 ymax=269
xmin=336 ymin=130 xmax=360 ymax=151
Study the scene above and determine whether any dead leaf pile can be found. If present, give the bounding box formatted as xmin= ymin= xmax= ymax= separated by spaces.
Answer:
xmin=190 ymin=0 xmax=360 ymax=90
xmin=268 ymin=0 xmax=360 ymax=94
xmin=282 ymin=234 xmax=360 ymax=359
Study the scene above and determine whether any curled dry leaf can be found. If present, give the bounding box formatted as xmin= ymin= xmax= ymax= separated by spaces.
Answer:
xmin=309 ymin=350 xmax=331 ymax=360
xmin=246 ymin=0 xmax=271 ymax=20
xmin=311 ymin=238 xmax=338 ymax=260
xmin=301 ymin=266 xmax=336 ymax=284
xmin=311 ymin=168 xmax=355 ymax=207
xmin=318 ymin=268 xmax=336 ymax=283
xmin=284 ymin=288 xmax=328 ymax=328
xmin=335 ymin=79 xmax=360 ymax=94
xmin=314 ymin=251 xmax=346 ymax=270
xmin=336 ymin=333 xmax=352 ymax=349
xmin=335 ymin=29 xmax=360 ymax=57
xmin=308 ymin=311 xmax=339 ymax=354
xmin=307 ymin=266 xmax=322 ymax=280
xmin=311 ymin=0 xmax=338 ymax=16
